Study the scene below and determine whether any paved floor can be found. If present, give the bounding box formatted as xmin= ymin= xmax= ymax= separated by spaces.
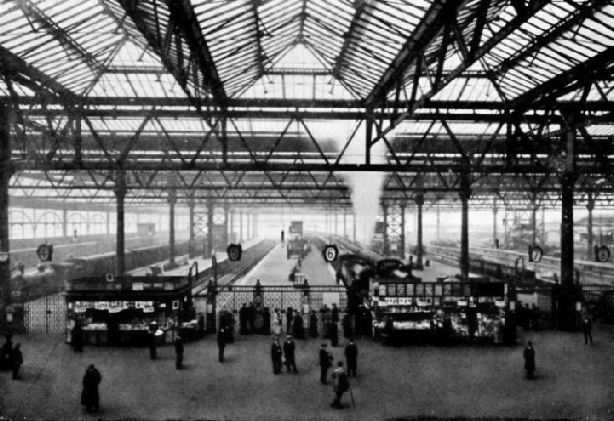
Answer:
xmin=1 ymin=324 xmax=614 ymax=420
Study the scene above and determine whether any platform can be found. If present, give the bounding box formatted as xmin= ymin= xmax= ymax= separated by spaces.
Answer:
xmin=238 ymin=242 xmax=336 ymax=286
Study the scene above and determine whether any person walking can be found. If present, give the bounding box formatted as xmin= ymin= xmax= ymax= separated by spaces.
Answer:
xmin=342 ymin=312 xmax=353 ymax=340
xmin=217 ymin=327 xmax=227 ymax=363
xmin=10 ymin=343 xmax=23 ymax=380
xmin=319 ymin=343 xmax=332 ymax=384
xmin=81 ymin=364 xmax=102 ymax=413
xmin=344 ymin=340 xmax=358 ymax=377
xmin=174 ymin=335 xmax=184 ymax=369
xmin=283 ymin=335 xmax=298 ymax=373
xmin=331 ymin=361 xmax=350 ymax=409
xmin=582 ymin=315 xmax=593 ymax=345
xmin=148 ymin=329 xmax=157 ymax=360
xmin=523 ymin=341 xmax=536 ymax=380
xmin=271 ymin=338 xmax=283 ymax=375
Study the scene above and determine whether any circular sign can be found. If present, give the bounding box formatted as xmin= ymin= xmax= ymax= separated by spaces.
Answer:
xmin=227 ymin=244 xmax=242 ymax=261
xmin=531 ymin=245 xmax=544 ymax=263
xmin=36 ymin=244 xmax=53 ymax=262
xmin=324 ymin=245 xmax=339 ymax=262
xmin=597 ymin=245 xmax=610 ymax=263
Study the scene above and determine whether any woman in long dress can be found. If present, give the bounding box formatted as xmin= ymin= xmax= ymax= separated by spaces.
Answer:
xmin=273 ymin=309 xmax=283 ymax=338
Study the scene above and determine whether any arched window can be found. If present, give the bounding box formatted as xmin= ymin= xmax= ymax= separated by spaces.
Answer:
xmin=37 ymin=211 xmax=63 ymax=239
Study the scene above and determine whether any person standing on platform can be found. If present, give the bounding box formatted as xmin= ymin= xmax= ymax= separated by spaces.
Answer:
xmin=344 ymin=340 xmax=358 ymax=377
xmin=273 ymin=309 xmax=283 ymax=338
xmin=148 ymin=329 xmax=157 ymax=360
xmin=292 ymin=310 xmax=305 ymax=339
xmin=81 ymin=364 xmax=102 ymax=413
xmin=523 ymin=341 xmax=536 ymax=380
xmin=10 ymin=343 xmax=23 ymax=380
xmin=310 ymin=311 xmax=319 ymax=338
xmin=319 ymin=343 xmax=332 ymax=384
xmin=583 ymin=315 xmax=593 ymax=345
xmin=72 ymin=322 xmax=83 ymax=353
xmin=239 ymin=304 xmax=248 ymax=335
xmin=217 ymin=327 xmax=227 ymax=363
xmin=342 ymin=312 xmax=353 ymax=340
xmin=0 ymin=333 xmax=13 ymax=370
xmin=331 ymin=361 xmax=350 ymax=409
xmin=271 ymin=338 xmax=283 ymax=375
xmin=283 ymin=335 xmax=298 ymax=373
xmin=174 ymin=335 xmax=184 ymax=369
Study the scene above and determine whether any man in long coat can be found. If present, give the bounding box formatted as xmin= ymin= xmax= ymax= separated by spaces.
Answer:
xmin=523 ymin=341 xmax=535 ymax=380
xmin=331 ymin=361 xmax=350 ymax=409
xmin=174 ymin=335 xmax=184 ymax=369
xmin=217 ymin=327 xmax=227 ymax=363
xmin=270 ymin=338 xmax=283 ymax=375
xmin=283 ymin=335 xmax=298 ymax=373
xmin=319 ymin=343 xmax=332 ymax=384
xmin=344 ymin=340 xmax=358 ymax=377
xmin=81 ymin=364 xmax=102 ymax=413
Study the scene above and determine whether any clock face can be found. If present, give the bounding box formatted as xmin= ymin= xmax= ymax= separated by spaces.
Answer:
xmin=597 ymin=246 xmax=610 ymax=263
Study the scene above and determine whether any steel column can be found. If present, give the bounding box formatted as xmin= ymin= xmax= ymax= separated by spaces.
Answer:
xmin=400 ymin=205 xmax=406 ymax=260
xmin=223 ymin=201 xmax=229 ymax=246
xmin=0 ymin=103 xmax=13 ymax=318
xmin=188 ymin=195 xmax=196 ymax=258
xmin=383 ymin=204 xmax=389 ymax=255
xmin=459 ymin=172 xmax=471 ymax=280
xmin=416 ymin=196 xmax=424 ymax=269
xmin=586 ymin=195 xmax=594 ymax=261
xmin=114 ymin=171 xmax=127 ymax=275
xmin=493 ymin=198 xmax=498 ymax=248
xmin=168 ymin=191 xmax=177 ymax=265
xmin=207 ymin=198 xmax=213 ymax=257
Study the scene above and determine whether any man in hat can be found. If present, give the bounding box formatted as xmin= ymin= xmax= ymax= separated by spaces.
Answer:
xmin=217 ymin=327 xmax=227 ymax=363
xmin=523 ymin=341 xmax=536 ymax=380
xmin=319 ymin=343 xmax=333 ymax=384
xmin=283 ymin=335 xmax=298 ymax=373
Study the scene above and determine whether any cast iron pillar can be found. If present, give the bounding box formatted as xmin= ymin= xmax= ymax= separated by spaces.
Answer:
xmin=253 ymin=211 xmax=258 ymax=238
xmin=238 ymin=210 xmax=243 ymax=242
xmin=415 ymin=195 xmax=425 ymax=269
xmin=586 ymin=195 xmax=595 ymax=261
xmin=531 ymin=195 xmax=538 ymax=246
xmin=493 ymin=198 xmax=499 ymax=248
xmin=167 ymin=186 xmax=177 ymax=265
xmin=206 ymin=197 xmax=214 ymax=257
xmin=343 ymin=209 xmax=347 ymax=238
xmin=188 ymin=195 xmax=196 ymax=258
xmin=400 ymin=204 xmax=406 ymax=261
xmin=223 ymin=201 xmax=230 ymax=246
xmin=382 ymin=203 xmax=389 ymax=255
xmin=246 ymin=211 xmax=251 ymax=241
xmin=558 ymin=121 xmax=580 ymax=330
xmin=114 ymin=171 xmax=127 ymax=275
xmin=459 ymin=171 xmax=472 ymax=280
xmin=436 ymin=206 xmax=440 ymax=241
xmin=0 ymin=103 xmax=13 ymax=318
xmin=353 ymin=211 xmax=357 ymax=242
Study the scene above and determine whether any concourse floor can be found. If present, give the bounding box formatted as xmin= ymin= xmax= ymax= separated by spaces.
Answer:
xmin=239 ymin=241 xmax=336 ymax=286
xmin=1 ymin=325 xmax=613 ymax=420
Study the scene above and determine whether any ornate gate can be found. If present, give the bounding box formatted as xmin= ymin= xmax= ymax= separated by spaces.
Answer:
xmin=23 ymin=291 xmax=66 ymax=334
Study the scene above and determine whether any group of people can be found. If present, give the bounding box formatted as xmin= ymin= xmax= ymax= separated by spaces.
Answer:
xmin=0 ymin=334 xmax=23 ymax=380
xmin=270 ymin=335 xmax=299 ymax=374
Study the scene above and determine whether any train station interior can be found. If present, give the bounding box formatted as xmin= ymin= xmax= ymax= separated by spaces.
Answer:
xmin=1 ymin=0 xmax=614 ymax=419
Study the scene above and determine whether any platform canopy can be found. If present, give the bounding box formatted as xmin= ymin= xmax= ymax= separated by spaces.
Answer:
xmin=1 ymin=0 xmax=613 ymax=210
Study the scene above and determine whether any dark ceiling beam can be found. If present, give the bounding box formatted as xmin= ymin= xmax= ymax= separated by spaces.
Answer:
xmin=512 ymin=45 xmax=614 ymax=113
xmin=494 ymin=0 xmax=609 ymax=77
xmin=9 ymin=160 xmax=606 ymax=175
xmin=250 ymin=0 xmax=266 ymax=76
xmin=166 ymin=0 xmax=227 ymax=105
xmin=365 ymin=0 xmax=462 ymax=106
xmin=332 ymin=0 xmax=369 ymax=82
xmin=6 ymin=96 xmax=613 ymax=113
xmin=0 ymin=46 xmax=79 ymax=102
xmin=20 ymin=108 xmax=573 ymax=123
xmin=370 ymin=0 xmax=550 ymax=141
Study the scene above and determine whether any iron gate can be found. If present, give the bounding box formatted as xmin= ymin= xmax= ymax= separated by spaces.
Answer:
xmin=23 ymin=291 xmax=66 ymax=334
